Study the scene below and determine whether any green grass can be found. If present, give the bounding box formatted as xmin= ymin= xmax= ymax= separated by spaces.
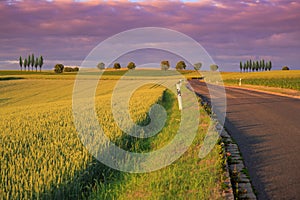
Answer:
xmin=0 ymin=72 xmax=225 ymax=199
xmin=221 ymin=70 xmax=300 ymax=91
xmin=89 ymin=90 xmax=224 ymax=200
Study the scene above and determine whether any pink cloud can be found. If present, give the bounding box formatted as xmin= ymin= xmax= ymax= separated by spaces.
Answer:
xmin=0 ymin=0 xmax=299 ymax=70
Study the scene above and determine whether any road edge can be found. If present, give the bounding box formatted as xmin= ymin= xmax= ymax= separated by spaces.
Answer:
xmin=189 ymin=83 xmax=257 ymax=200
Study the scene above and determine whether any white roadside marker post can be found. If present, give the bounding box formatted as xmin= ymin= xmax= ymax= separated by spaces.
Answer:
xmin=176 ymin=80 xmax=183 ymax=110
xmin=239 ymin=78 xmax=242 ymax=86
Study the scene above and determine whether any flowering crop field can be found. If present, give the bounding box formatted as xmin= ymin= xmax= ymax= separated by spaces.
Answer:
xmin=0 ymin=71 xmax=224 ymax=199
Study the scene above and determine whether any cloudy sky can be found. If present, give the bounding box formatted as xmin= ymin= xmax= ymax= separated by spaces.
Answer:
xmin=0 ymin=0 xmax=299 ymax=71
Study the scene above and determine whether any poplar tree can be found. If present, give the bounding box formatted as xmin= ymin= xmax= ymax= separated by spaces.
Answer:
xmin=24 ymin=58 xmax=27 ymax=71
xmin=28 ymin=55 xmax=31 ymax=71
xmin=19 ymin=56 xmax=23 ymax=71
xmin=31 ymin=54 xmax=34 ymax=71
xmin=39 ymin=56 xmax=44 ymax=72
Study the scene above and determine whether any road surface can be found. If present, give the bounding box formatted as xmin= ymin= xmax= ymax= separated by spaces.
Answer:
xmin=189 ymin=80 xmax=300 ymax=200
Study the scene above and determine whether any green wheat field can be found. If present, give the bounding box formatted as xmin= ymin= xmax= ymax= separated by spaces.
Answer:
xmin=0 ymin=70 xmax=225 ymax=199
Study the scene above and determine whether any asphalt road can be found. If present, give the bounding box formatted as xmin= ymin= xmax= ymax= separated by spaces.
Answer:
xmin=189 ymin=80 xmax=300 ymax=200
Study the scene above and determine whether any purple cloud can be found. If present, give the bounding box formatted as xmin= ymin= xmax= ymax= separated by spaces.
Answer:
xmin=0 ymin=0 xmax=299 ymax=70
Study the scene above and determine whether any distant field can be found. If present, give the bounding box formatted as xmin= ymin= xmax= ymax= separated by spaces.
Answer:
xmin=0 ymin=69 xmax=196 ymax=80
xmin=0 ymin=70 xmax=54 ymax=76
xmin=0 ymin=71 xmax=224 ymax=199
xmin=0 ymin=70 xmax=78 ymax=80
xmin=221 ymin=70 xmax=300 ymax=91
xmin=2 ymin=70 xmax=299 ymax=90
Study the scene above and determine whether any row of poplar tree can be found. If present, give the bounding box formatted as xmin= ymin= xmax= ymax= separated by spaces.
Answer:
xmin=240 ymin=59 xmax=272 ymax=72
xmin=19 ymin=54 xmax=44 ymax=72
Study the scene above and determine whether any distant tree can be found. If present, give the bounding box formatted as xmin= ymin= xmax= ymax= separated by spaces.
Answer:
xmin=259 ymin=60 xmax=262 ymax=71
xmin=31 ymin=54 xmax=34 ymax=71
xmin=239 ymin=61 xmax=243 ymax=72
xmin=127 ymin=62 xmax=136 ymax=70
xmin=161 ymin=60 xmax=170 ymax=71
xmin=255 ymin=60 xmax=258 ymax=71
xmin=243 ymin=63 xmax=246 ymax=72
xmin=28 ymin=58 xmax=31 ymax=70
xmin=248 ymin=61 xmax=251 ymax=72
xmin=252 ymin=61 xmax=256 ymax=72
xmin=282 ymin=66 xmax=289 ymax=70
xmin=54 ymin=64 xmax=64 ymax=73
xmin=64 ymin=67 xmax=74 ymax=72
xmin=262 ymin=59 xmax=265 ymax=71
xmin=210 ymin=64 xmax=219 ymax=71
xmin=175 ymin=61 xmax=186 ymax=70
xmin=24 ymin=58 xmax=27 ymax=71
xmin=28 ymin=55 xmax=31 ymax=71
xmin=265 ymin=62 xmax=269 ymax=71
xmin=19 ymin=56 xmax=23 ymax=71
xmin=39 ymin=56 xmax=43 ymax=72
xmin=194 ymin=62 xmax=202 ymax=71
xmin=269 ymin=61 xmax=272 ymax=71
xmin=97 ymin=62 xmax=105 ymax=70
xmin=64 ymin=66 xmax=79 ymax=72
xmin=34 ymin=58 xmax=39 ymax=72
xmin=113 ymin=62 xmax=121 ymax=69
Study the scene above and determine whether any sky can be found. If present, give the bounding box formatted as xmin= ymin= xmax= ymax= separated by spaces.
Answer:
xmin=0 ymin=0 xmax=299 ymax=71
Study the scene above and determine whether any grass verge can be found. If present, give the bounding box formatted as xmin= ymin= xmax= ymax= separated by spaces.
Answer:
xmin=89 ymin=90 xmax=225 ymax=199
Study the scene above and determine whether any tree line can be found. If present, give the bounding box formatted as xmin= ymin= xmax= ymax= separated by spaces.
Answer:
xmin=239 ymin=59 xmax=272 ymax=72
xmin=54 ymin=64 xmax=79 ymax=73
xmin=19 ymin=54 xmax=44 ymax=72
xmin=97 ymin=60 xmax=219 ymax=71
xmin=97 ymin=61 xmax=136 ymax=70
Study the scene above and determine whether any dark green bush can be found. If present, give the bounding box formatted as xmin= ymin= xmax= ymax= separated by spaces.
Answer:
xmin=127 ymin=62 xmax=136 ymax=70
xmin=63 ymin=67 xmax=79 ymax=72
xmin=282 ymin=66 xmax=290 ymax=70
xmin=210 ymin=64 xmax=219 ymax=71
xmin=194 ymin=62 xmax=202 ymax=70
xmin=161 ymin=60 xmax=170 ymax=71
xmin=54 ymin=64 xmax=64 ymax=73
xmin=113 ymin=62 xmax=121 ymax=69
xmin=175 ymin=61 xmax=186 ymax=70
